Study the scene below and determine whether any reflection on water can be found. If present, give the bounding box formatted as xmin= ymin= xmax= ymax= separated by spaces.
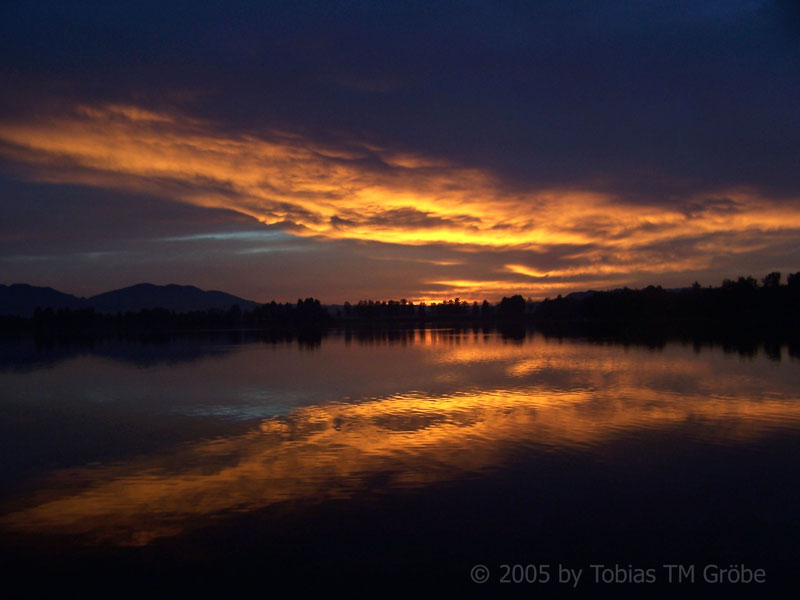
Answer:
xmin=2 ymin=330 xmax=799 ymax=549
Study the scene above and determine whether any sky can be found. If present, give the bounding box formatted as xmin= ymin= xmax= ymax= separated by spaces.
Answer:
xmin=1 ymin=0 xmax=799 ymax=303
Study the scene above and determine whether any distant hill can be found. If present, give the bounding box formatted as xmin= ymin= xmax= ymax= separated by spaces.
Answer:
xmin=88 ymin=283 xmax=260 ymax=313
xmin=0 ymin=283 xmax=260 ymax=316
xmin=563 ymin=290 xmax=597 ymax=301
xmin=0 ymin=284 xmax=87 ymax=317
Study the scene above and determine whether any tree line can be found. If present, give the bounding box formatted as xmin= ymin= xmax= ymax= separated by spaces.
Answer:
xmin=1 ymin=272 xmax=798 ymax=338
xmin=0 ymin=297 xmax=330 ymax=336
xmin=535 ymin=271 xmax=800 ymax=328
xmin=339 ymin=295 xmax=536 ymax=321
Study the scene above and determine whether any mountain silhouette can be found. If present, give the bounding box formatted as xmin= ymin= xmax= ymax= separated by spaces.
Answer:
xmin=0 ymin=283 xmax=259 ymax=316
xmin=0 ymin=284 xmax=87 ymax=317
xmin=88 ymin=284 xmax=260 ymax=313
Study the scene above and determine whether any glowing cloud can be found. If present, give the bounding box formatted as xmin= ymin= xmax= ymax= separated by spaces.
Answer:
xmin=2 ymin=104 xmax=799 ymax=298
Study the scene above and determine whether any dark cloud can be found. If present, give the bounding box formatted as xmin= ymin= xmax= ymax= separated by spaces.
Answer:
xmin=338 ymin=207 xmax=482 ymax=230
xmin=683 ymin=196 xmax=744 ymax=218
xmin=2 ymin=0 xmax=798 ymax=200
xmin=0 ymin=177 xmax=256 ymax=249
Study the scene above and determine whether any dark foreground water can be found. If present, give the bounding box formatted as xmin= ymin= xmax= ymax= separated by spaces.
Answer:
xmin=1 ymin=329 xmax=799 ymax=595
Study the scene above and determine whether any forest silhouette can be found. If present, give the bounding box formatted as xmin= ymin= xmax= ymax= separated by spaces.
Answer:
xmin=1 ymin=273 xmax=799 ymax=347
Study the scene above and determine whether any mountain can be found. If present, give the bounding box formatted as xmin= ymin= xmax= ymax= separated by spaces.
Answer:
xmin=0 ymin=284 xmax=87 ymax=317
xmin=563 ymin=290 xmax=597 ymax=301
xmin=88 ymin=283 xmax=260 ymax=313
xmin=0 ymin=283 xmax=260 ymax=316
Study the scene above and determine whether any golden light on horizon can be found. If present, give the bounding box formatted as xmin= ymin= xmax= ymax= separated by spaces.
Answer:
xmin=2 ymin=103 xmax=800 ymax=299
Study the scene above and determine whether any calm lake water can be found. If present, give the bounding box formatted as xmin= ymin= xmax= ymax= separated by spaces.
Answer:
xmin=1 ymin=329 xmax=799 ymax=593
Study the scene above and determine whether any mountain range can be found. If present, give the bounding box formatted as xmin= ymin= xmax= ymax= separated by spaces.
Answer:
xmin=0 ymin=283 xmax=260 ymax=317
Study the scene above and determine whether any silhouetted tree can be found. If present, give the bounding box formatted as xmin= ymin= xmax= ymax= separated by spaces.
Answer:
xmin=497 ymin=295 xmax=526 ymax=319
xmin=762 ymin=271 xmax=781 ymax=288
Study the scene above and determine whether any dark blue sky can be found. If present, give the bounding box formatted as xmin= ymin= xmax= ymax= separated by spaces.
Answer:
xmin=1 ymin=0 xmax=799 ymax=301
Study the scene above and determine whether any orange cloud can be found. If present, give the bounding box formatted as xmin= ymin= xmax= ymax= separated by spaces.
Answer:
xmin=1 ymin=104 xmax=799 ymax=298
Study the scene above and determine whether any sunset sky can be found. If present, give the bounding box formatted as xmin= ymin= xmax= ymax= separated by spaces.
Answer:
xmin=1 ymin=1 xmax=799 ymax=303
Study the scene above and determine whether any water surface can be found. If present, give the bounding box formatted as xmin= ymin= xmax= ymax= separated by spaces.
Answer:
xmin=1 ymin=330 xmax=799 ymax=592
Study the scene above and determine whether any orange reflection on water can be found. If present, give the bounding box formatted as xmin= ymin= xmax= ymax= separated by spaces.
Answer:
xmin=2 ymin=346 xmax=799 ymax=547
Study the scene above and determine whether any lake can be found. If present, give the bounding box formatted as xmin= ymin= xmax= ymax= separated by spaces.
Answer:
xmin=1 ymin=329 xmax=799 ymax=593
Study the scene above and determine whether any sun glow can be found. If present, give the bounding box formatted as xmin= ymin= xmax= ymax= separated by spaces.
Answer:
xmin=2 ymin=104 xmax=800 ymax=298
